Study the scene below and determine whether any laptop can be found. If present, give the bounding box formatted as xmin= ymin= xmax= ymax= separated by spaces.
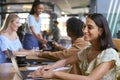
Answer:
xmin=8 ymin=49 xmax=44 ymax=80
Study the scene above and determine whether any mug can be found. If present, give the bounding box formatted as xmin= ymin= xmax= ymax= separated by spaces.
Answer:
xmin=16 ymin=55 xmax=26 ymax=64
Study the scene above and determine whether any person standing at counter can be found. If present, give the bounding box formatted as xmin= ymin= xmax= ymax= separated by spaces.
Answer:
xmin=28 ymin=13 xmax=120 ymax=80
xmin=22 ymin=0 xmax=47 ymax=50
xmin=0 ymin=14 xmax=35 ymax=64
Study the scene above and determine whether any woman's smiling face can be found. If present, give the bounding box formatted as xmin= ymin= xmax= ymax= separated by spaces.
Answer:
xmin=35 ymin=4 xmax=44 ymax=15
xmin=83 ymin=17 xmax=103 ymax=42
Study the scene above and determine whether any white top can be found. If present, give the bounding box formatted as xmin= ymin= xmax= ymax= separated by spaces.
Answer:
xmin=25 ymin=15 xmax=42 ymax=34
xmin=0 ymin=35 xmax=22 ymax=51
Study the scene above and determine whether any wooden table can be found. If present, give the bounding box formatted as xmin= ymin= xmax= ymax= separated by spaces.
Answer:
xmin=0 ymin=63 xmax=15 ymax=80
xmin=0 ymin=63 xmax=60 ymax=80
xmin=26 ymin=55 xmax=55 ymax=62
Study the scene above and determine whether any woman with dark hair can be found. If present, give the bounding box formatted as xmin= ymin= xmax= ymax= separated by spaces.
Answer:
xmin=87 ymin=14 xmax=116 ymax=50
xmin=22 ymin=0 xmax=47 ymax=50
xmin=28 ymin=13 xmax=120 ymax=80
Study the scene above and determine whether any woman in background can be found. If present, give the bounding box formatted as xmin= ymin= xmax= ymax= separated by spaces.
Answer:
xmin=0 ymin=14 xmax=35 ymax=64
xmin=22 ymin=0 xmax=47 ymax=50
xmin=28 ymin=13 xmax=120 ymax=80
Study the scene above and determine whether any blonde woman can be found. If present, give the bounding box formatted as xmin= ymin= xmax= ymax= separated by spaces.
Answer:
xmin=0 ymin=14 xmax=36 ymax=63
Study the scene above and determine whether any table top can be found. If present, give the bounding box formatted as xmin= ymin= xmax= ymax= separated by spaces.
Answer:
xmin=26 ymin=55 xmax=56 ymax=63
xmin=0 ymin=63 xmax=59 ymax=80
xmin=0 ymin=63 xmax=15 ymax=80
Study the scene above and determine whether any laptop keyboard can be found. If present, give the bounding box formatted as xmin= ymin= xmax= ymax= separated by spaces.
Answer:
xmin=20 ymin=70 xmax=44 ymax=80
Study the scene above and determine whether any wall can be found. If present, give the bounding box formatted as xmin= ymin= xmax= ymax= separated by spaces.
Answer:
xmin=96 ymin=0 xmax=120 ymax=38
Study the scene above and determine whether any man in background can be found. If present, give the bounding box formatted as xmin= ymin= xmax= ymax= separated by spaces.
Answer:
xmin=51 ymin=20 xmax=60 ymax=42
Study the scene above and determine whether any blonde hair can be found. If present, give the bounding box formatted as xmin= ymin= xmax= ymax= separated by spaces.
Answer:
xmin=0 ymin=14 xmax=19 ymax=33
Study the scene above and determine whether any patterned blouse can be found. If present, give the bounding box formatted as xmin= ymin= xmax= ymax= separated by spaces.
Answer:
xmin=78 ymin=46 xmax=120 ymax=80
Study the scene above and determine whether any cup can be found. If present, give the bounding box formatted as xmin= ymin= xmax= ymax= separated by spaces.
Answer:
xmin=16 ymin=55 xmax=26 ymax=65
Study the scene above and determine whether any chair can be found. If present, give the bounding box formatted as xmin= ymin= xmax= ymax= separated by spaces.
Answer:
xmin=112 ymin=39 xmax=120 ymax=80
xmin=112 ymin=38 xmax=120 ymax=56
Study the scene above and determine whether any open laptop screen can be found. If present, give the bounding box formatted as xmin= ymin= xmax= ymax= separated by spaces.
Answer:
xmin=8 ymin=49 xmax=44 ymax=80
xmin=7 ymin=49 xmax=23 ymax=79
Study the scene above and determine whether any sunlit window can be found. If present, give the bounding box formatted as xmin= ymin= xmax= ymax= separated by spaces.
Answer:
xmin=40 ymin=13 xmax=50 ymax=31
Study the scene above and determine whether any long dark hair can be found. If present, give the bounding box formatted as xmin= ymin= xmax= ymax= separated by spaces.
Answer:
xmin=29 ymin=0 xmax=42 ymax=14
xmin=66 ymin=17 xmax=84 ymax=38
xmin=87 ymin=13 xmax=117 ymax=51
